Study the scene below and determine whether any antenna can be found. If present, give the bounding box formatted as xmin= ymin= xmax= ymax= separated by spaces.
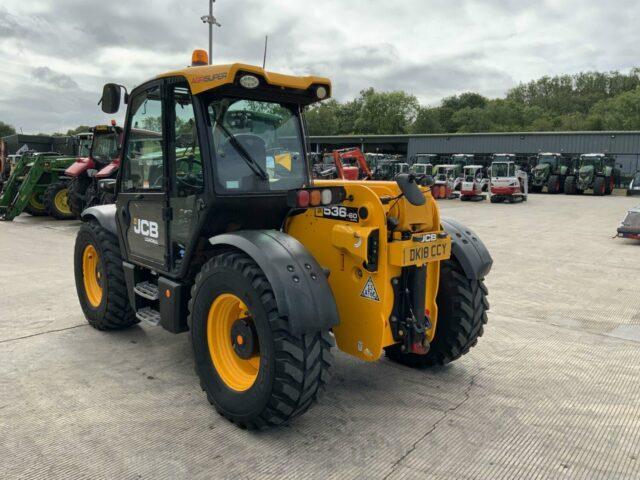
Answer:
xmin=262 ymin=35 xmax=268 ymax=69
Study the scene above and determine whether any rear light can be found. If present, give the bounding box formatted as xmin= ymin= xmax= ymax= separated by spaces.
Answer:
xmin=297 ymin=190 xmax=310 ymax=207
xmin=321 ymin=189 xmax=332 ymax=205
xmin=287 ymin=187 xmax=346 ymax=209
xmin=310 ymin=190 xmax=322 ymax=206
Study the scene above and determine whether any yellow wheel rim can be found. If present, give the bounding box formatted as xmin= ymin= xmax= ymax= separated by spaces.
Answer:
xmin=207 ymin=294 xmax=260 ymax=392
xmin=82 ymin=244 xmax=103 ymax=308
xmin=28 ymin=193 xmax=45 ymax=211
xmin=54 ymin=188 xmax=71 ymax=215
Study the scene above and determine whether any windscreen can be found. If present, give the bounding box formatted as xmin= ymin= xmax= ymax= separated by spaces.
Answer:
xmin=91 ymin=133 xmax=119 ymax=163
xmin=492 ymin=163 xmax=511 ymax=177
xmin=208 ymin=98 xmax=306 ymax=193
xmin=538 ymin=155 xmax=558 ymax=168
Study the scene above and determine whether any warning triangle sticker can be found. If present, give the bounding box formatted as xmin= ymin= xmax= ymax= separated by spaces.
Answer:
xmin=360 ymin=276 xmax=380 ymax=301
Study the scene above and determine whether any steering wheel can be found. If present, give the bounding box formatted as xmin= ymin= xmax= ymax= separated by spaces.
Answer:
xmin=175 ymin=155 xmax=203 ymax=191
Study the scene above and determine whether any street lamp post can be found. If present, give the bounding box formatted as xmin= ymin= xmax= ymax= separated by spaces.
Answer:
xmin=200 ymin=0 xmax=222 ymax=64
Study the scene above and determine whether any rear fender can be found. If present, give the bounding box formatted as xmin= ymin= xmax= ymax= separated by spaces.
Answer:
xmin=96 ymin=159 xmax=120 ymax=179
xmin=65 ymin=157 xmax=94 ymax=177
xmin=209 ymin=230 xmax=340 ymax=335
xmin=441 ymin=217 xmax=492 ymax=280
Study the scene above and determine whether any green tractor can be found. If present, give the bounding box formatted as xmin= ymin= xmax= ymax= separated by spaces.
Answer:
xmin=531 ymin=152 xmax=572 ymax=194
xmin=372 ymin=158 xmax=409 ymax=180
xmin=410 ymin=154 xmax=436 ymax=176
xmin=0 ymin=133 xmax=93 ymax=220
xmin=565 ymin=153 xmax=617 ymax=196
xmin=0 ymin=152 xmax=77 ymax=220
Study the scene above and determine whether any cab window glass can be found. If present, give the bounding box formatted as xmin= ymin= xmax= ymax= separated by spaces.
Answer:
xmin=173 ymin=86 xmax=203 ymax=195
xmin=207 ymin=98 xmax=306 ymax=193
xmin=122 ymin=86 xmax=164 ymax=191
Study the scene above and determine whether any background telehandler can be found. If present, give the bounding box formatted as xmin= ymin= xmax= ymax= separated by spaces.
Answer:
xmin=74 ymin=50 xmax=492 ymax=429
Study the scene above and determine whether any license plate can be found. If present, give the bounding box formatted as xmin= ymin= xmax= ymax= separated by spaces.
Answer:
xmin=402 ymin=238 xmax=450 ymax=265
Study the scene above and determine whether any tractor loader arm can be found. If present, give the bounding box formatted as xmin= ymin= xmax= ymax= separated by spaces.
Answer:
xmin=209 ymin=230 xmax=340 ymax=335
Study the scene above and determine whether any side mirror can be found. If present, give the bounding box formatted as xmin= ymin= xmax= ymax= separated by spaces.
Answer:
xmin=396 ymin=173 xmax=426 ymax=206
xmin=101 ymin=84 xmax=122 ymax=114
xmin=98 ymin=178 xmax=116 ymax=194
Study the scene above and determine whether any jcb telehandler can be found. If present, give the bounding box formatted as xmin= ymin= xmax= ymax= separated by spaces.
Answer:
xmin=75 ymin=50 xmax=492 ymax=429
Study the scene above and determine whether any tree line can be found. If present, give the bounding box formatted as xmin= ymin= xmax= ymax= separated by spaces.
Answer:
xmin=305 ymin=69 xmax=640 ymax=136
xmin=3 ymin=70 xmax=640 ymax=138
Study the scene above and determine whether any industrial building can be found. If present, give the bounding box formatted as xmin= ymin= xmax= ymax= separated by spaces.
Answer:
xmin=310 ymin=131 xmax=640 ymax=178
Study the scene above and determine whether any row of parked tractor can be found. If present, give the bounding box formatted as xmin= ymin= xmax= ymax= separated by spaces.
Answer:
xmin=311 ymin=148 xmax=626 ymax=203
xmin=0 ymin=124 xmax=121 ymax=221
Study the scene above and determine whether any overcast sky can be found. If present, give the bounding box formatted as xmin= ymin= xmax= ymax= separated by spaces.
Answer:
xmin=1 ymin=0 xmax=638 ymax=133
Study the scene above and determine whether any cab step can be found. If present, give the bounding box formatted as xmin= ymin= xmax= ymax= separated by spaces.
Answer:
xmin=134 ymin=281 xmax=159 ymax=301
xmin=136 ymin=307 xmax=161 ymax=326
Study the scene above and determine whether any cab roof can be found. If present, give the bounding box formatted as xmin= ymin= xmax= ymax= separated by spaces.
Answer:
xmin=156 ymin=63 xmax=331 ymax=98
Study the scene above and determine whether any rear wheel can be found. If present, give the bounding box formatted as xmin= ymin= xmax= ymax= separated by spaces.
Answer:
xmin=604 ymin=176 xmax=614 ymax=195
xmin=593 ymin=176 xmax=605 ymax=196
xmin=547 ymin=175 xmax=560 ymax=194
xmin=44 ymin=181 xmax=75 ymax=219
xmin=74 ymin=221 xmax=137 ymax=330
xmin=386 ymin=258 xmax=489 ymax=368
xmin=68 ymin=176 xmax=91 ymax=218
xmin=189 ymin=252 xmax=333 ymax=429
xmin=564 ymin=176 xmax=576 ymax=195
xmin=24 ymin=192 xmax=47 ymax=216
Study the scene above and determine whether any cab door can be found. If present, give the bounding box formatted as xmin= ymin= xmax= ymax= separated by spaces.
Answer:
xmin=116 ymin=82 xmax=169 ymax=269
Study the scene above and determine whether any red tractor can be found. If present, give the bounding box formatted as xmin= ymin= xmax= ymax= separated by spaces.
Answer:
xmin=66 ymin=123 xmax=122 ymax=217
xmin=332 ymin=148 xmax=372 ymax=181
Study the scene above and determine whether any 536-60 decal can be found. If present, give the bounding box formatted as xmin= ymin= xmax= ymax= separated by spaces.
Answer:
xmin=315 ymin=205 xmax=359 ymax=223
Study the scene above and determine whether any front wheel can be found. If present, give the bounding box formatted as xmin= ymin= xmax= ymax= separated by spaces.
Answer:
xmin=385 ymin=258 xmax=489 ymax=368
xmin=74 ymin=221 xmax=137 ymax=330
xmin=68 ymin=176 xmax=91 ymax=218
xmin=44 ymin=180 xmax=75 ymax=220
xmin=24 ymin=192 xmax=47 ymax=216
xmin=189 ymin=252 xmax=333 ymax=429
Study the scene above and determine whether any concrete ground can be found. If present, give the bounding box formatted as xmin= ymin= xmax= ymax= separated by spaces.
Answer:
xmin=1 ymin=193 xmax=639 ymax=480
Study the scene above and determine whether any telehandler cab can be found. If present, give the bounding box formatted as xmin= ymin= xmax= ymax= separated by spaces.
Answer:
xmin=75 ymin=50 xmax=492 ymax=429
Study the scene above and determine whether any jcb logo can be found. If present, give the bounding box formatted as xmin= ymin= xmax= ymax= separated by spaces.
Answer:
xmin=415 ymin=233 xmax=437 ymax=243
xmin=133 ymin=218 xmax=159 ymax=239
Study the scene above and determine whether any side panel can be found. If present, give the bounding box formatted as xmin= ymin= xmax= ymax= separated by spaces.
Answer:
xmin=209 ymin=230 xmax=339 ymax=335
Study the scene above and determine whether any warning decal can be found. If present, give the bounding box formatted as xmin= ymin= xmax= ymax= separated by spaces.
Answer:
xmin=360 ymin=276 xmax=380 ymax=301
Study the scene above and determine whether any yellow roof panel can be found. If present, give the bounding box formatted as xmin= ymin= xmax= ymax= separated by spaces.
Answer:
xmin=157 ymin=63 xmax=331 ymax=96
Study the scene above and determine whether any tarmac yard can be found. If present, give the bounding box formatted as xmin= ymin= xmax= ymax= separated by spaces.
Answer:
xmin=1 ymin=193 xmax=640 ymax=480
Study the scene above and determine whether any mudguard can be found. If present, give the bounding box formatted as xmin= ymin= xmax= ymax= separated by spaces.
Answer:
xmin=441 ymin=217 xmax=492 ymax=280
xmin=209 ymin=230 xmax=340 ymax=335
xmin=65 ymin=157 xmax=94 ymax=177
xmin=81 ymin=204 xmax=117 ymax=235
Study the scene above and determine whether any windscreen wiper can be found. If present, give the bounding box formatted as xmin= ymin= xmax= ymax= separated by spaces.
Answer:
xmin=216 ymin=123 xmax=268 ymax=180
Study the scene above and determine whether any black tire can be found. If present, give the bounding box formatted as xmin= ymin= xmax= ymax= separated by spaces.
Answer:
xmin=547 ymin=175 xmax=560 ymax=194
xmin=593 ymin=176 xmax=605 ymax=196
xmin=604 ymin=176 xmax=614 ymax=195
xmin=44 ymin=180 xmax=75 ymax=220
xmin=74 ymin=221 xmax=137 ymax=330
xmin=531 ymin=185 xmax=542 ymax=193
xmin=564 ymin=176 xmax=576 ymax=195
xmin=385 ymin=259 xmax=489 ymax=368
xmin=68 ymin=176 xmax=91 ymax=219
xmin=24 ymin=192 xmax=47 ymax=216
xmin=189 ymin=251 xmax=334 ymax=429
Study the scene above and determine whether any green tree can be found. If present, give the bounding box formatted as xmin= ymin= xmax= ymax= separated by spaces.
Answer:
xmin=411 ymin=107 xmax=444 ymax=134
xmin=590 ymin=86 xmax=640 ymax=130
xmin=352 ymin=88 xmax=419 ymax=135
xmin=0 ymin=121 xmax=16 ymax=138
xmin=305 ymin=99 xmax=341 ymax=136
